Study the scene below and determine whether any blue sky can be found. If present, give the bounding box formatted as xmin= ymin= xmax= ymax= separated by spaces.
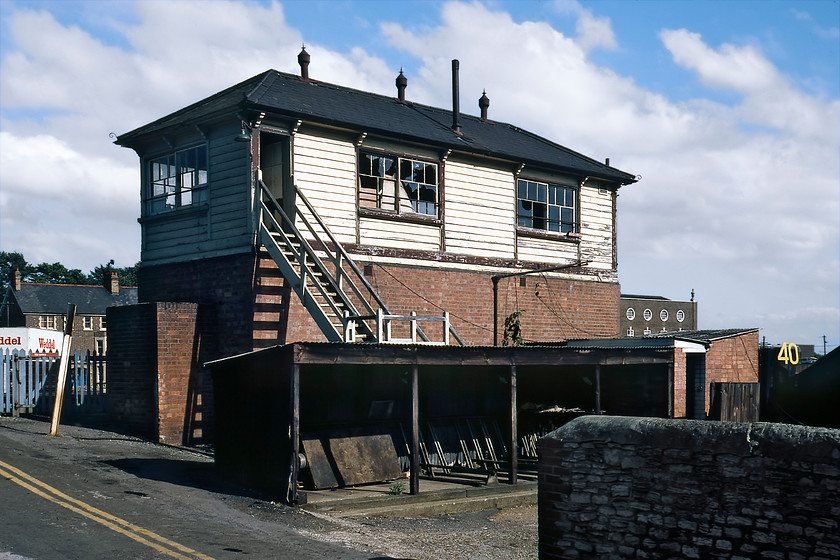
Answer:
xmin=0 ymin=0 xmax=838 ymax=349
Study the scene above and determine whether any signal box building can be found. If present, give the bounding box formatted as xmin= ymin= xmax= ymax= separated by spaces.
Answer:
xmin=114 ymin=53 xmax=637 ymax=357
xmin=109 ymin=53 xmax=762 ymax=499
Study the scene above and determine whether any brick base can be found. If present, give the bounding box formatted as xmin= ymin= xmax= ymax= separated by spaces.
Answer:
xmin=107 ymin=302 xmax=214 ymax=445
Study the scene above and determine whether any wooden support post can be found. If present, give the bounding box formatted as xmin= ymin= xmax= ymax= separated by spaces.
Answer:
xmin=594 ymin=364 xmax=602 ymax=414
xmin=509 ymin=365 xmax=518 ymax=485
xmin=50 ymin=303 xmax=76 ymax=436
xmin=410 ymin=364 xmax=420 ymax=495
xmin=289 ymin=363 xmax=300 ymax=504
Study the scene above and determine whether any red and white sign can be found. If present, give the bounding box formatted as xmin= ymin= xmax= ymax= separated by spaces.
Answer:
xmin=0 ymin=328 xmax=64 ymax=356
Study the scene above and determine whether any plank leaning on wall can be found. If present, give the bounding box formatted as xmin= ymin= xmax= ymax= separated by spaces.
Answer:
xmin=49 ymin=303 xmax=76 ymax=436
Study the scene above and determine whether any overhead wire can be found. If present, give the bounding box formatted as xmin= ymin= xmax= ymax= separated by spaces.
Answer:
xmin=372 ymin=263 xmax=494 ymax=334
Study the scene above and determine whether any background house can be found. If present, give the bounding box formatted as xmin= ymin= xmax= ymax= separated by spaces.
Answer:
xmin=0 ymin=269 xmax=137 ymax=353
xmin=620 ymin=293 xmax=697 ymax=337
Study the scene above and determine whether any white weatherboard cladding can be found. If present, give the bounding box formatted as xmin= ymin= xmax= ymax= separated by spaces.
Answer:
xmin=444 ymin=161 xmax=515 ymax=259
xmin=293 ymin=132 xmax=357 ymax=245
xmin=578 ymin=185 xmax=613 ymax=269
xmin=516 ymin=236 xmax=579 ymax=264
xmin=359 ymin=218 xmax=441 ymax=251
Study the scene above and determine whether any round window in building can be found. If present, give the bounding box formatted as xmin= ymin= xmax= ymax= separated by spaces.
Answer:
xmin=626 ymin=308 xmax=636 ymax=320
xmin=676 ymin=310 xmax=685 ymax=323
xmin=660 ymin=309 xmax=669 ymax=321
xmin=643 ymin=308 xmax=652 ymax=321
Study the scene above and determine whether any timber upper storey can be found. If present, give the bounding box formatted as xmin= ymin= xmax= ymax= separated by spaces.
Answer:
xmin=117 ymin=69 xmax=635 ymax=185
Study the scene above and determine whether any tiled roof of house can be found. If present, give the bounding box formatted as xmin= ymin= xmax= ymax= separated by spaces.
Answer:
xmin=8 ymin=283 xmax=138 ymax=315
xmin=117 ymin=70 xmax=637 ymax=185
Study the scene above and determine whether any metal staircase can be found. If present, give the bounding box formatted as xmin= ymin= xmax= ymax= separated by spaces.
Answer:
xmin=255 ymin=180 xmax=464 ymax=345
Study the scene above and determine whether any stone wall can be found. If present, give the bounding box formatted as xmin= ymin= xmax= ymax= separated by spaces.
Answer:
xmin=538 ymin=416 xmax=840 ymax=559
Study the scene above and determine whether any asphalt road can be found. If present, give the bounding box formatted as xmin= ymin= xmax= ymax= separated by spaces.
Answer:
xmin=0 ymin=417 xmax=537 ymax=560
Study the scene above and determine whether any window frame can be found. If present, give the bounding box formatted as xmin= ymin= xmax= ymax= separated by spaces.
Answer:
xmin=660 ymin=309 xmax=669 ymax=321
xmin=516 ymin=178 xmax=578 ymax=235
xmin=626 ymin=308 xmax=636 ymax=321
xmin=357 ymin=150 xmax=440 ymax=220
xmin=83 ymin=316 xmax=93 ymax=331
xmin=39 ymin=315 xmax=60 ymax=330
xmin=144 ymin=144 xmax=209 ymax=216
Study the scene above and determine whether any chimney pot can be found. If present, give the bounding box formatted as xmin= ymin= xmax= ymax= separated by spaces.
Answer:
xmin=105 ymin=271 xmax=119 ymax=295
xmin=396 ymin=69 xmax=407 ymax=102
xmin=451 ymin=59 xmax=461 ymax=132
xmin=298 ymin=46 xmax=310 ymax=80
xmin=479 ymin=89 xmax=490 ymax=121
xmin=12 ymin=268 xmax=21 ymax=291
xmin=605 ymin=157 xmax=610 ymax=167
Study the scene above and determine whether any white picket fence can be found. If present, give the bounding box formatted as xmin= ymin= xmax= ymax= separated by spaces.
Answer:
xmin=1 ymin=348 xmax=107 ymax=416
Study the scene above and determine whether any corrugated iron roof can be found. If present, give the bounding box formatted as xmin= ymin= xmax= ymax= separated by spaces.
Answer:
xmin=647 ymin=328 xmax=759 ymax=344
xmin=564 ymin=338 xmax=680 ymax=350
xmin=117 ymin=70 xmax=636 ymax=185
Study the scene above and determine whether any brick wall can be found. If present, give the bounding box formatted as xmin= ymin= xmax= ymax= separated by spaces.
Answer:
xmin=705 ymin=332 xmax=759 ymax=416
xmin=257 ymin=259 xmax=621 ymax=346
xmin=673 ymin=349 xmax=687 ymax=418
xmin=539 ymin=416 xmax=840 ymax=559
xmin=706 ymin=331 xmax=759 ymax=383
xmin=107 ymin=302 xmax=214 ymax=445
xmin=107 ymin=303 xmax=157 ymax=440
xmin=139 ymin=253 xmax=255 ymax=359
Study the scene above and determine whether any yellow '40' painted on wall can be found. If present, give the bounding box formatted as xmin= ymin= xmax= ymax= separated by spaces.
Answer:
xmin=777 ymin=343 xmax=800 ymax=365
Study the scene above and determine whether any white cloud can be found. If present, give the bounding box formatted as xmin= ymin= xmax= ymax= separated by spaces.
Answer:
xmin=575 ymin=11 xmax=618 ymax=53
xmin=0 ymin=131 xmax=138 ymax=269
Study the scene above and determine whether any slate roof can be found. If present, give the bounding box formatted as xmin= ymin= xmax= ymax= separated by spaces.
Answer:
xmin=117 ymin=70 xmax=636 ymax=185
xmin=6 ymin=283 xmax=138 ymax=315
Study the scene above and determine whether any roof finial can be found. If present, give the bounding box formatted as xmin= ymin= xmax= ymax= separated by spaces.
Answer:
xmin=479 ymin=89 xmax=490 ymax=121
xmin=298 ymin=45 xmax=310 ymax=80
xmin=396 ymin=68 xmax=407 ymax=102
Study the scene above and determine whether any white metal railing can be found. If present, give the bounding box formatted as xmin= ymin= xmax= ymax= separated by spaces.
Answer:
xmin=343 ymin=310 xmax=457 ymax=345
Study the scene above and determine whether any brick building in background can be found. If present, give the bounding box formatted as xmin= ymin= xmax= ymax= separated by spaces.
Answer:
xmin=620 ymin=293 xmax=698 ymax=337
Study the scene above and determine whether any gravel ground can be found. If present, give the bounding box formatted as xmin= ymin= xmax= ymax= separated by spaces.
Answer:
xmin=269 ymin=504 xmax=538 ymax=560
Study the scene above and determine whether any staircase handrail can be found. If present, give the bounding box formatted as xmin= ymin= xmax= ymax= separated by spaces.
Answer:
xmin=257 ymin=180 xmax=464 ymax=346
xmin=257 ymin=182 xmax=367 ymax=333
xmin=290 ymin=184 xmax=392 ymax=313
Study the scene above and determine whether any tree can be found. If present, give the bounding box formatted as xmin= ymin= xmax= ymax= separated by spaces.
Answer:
xmin=1 ymin=252 xmax=140 ymax=292
xmin=0 ymin=252 xmax=29 ymax=293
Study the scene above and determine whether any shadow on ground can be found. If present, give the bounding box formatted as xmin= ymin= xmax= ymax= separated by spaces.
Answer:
xmin=103 ymin=457 xmax=271 ymax=501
